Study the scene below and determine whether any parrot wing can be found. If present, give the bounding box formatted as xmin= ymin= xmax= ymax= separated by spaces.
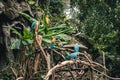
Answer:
xmin=50 ymin=42 xmax=55 ymax=49
xmin=31 ymin=21 xmax=36 ymax=29
xmin=66 ymin=52 xmax=78 ymax=60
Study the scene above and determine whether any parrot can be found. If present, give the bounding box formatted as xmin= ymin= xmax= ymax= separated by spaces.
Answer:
xmin=31 ymin=20 xmax=39 ymax=31
xmin=66 ymin=43 xmax=79 ymax=60
xmin=57 ymin=40 xmax=63 ymax=47
xmin=66 ymin=52 xmax=78 ymax=60
xmin=45 ymin=15 xmax=50 ymax=24
xmin=74 ymin=43 xmax=79 ymax=52
xmin=50 ymin=37 xmax=56 ymax=65
xmin=50 ymin=38 xmax=56 ymax=49
xmin=31 ymin=20 xmax=39 ymax=49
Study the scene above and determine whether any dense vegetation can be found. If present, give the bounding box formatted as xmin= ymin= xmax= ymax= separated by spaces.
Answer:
xmin=0 ymin=0 xmax=120 ymax=79
xmin=70 ymin=0 xmax=120 ymax=77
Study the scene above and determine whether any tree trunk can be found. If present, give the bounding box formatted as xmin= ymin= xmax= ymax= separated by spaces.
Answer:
xmin=0 ymin=0 xmax=33 ymax=70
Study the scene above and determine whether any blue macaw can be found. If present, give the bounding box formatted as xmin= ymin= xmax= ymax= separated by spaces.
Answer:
xmin=57 ymin=40 xmax=63 ymax=47
xmin=50 ymin=38 xmax=56 ymax=49
xmin=66 ymin=43 xmax=79 ymax=60
xmin=31 ymin=20 xmax=39 ymax=31
xmin=50 ymin=42 xmax=55 ymax=49
xmin=66 ymin=52 xmax=78 ymax=60
xmin=74 ymin=43 xmax=79 ymax=52
xmin=31 ymin=21 xmax=36 ymax=29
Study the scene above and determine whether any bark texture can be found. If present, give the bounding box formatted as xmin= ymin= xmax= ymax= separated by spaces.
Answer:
xmin=0 ymin=0 xmax=33 ymax=70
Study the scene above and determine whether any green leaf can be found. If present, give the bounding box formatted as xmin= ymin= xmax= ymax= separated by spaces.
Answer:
xmin=42 ymin=38 xmax=51 ymax=43
xmin=56 ymin=34 xmax=71 ymax=41
xmin=26 ymin=39 xmax=33 ymax=44
xmin=22 ymin=39 xmax=33 ymax=46
xmin=23 ymin=27 xmax=33 ymax=39
xmin=19 ymin=12 xmax=35 ymax=22
xmin=48 ymin=24 xmax=66 ymax=31
xmin=43 ymin=29 xmax=71 ymax=37
xmin=10 ymin=39 xmax=21 ymax=49
xmin=11 ymin=28 xmax=22 ymax=39
xmin=22 ymin=40 xmax=28 ymax=46
xmin=28 ymin=1 xmax=35 ymax=5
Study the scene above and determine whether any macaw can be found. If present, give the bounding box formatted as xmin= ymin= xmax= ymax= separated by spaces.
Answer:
xmin=66 ymin=43 xmax=79 ymax=60
xmin=74 ymin=43 xmax=79 ymax=52
xmin=45 ymin=15 xmax=50 ymax=24
xmin=57 ymin=40 xmax=63 ymax=47
xmin=66 ymin=52 xmax=78 ymax=60
xmin=50 ymin=38 xmax=56 ymax=49
xmin=31 ymin=20 xmax=39 ymax=31
xmin=31 ymin=20 xmax=39 ymax=49
xmin=50 ymin=38 xmax=56 ymax=65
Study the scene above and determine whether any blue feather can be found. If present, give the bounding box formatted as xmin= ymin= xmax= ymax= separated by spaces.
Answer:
xmin=50 ymin=42 xmax=55 ymax=49
xmin=74 ymin=43 xmax=79 ymax=52
xmin=31 ymin=21 xmax=36 ymax=29
xmin=66 ymin=52 xmax=78 ymax=60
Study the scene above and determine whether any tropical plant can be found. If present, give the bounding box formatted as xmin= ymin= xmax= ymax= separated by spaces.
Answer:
xmin=10 ymin=26 xmax=34 ymax=56
xmin=19 ymin=12 xmax=73 ymax=45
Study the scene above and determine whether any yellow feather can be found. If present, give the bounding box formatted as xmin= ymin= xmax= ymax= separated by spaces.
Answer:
xmin=58 ymin=41 xmax=61 ymax=47
xmin=45 ymin=15 xmax=50 ymax=24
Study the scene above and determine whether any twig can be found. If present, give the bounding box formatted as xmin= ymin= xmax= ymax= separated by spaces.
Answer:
xmin=63 ymin=44 xmax=88 ymax=49
xmin=44 ymin=60 xmax=95 ymax=80
xmin=74 ymin=32 xmax=82 ymax=37
xmin=52 ymin=49 xmax=66 ymax=60
xmin=54 ymin=46 xmax=74 ymax=52
xmin=16 ymin=77 xmax=23 ymax=80
xmin=10 ymin=21 xmax=25 ymax=29
xmin=92 ymin=67 xmax=120 ymax=80
xmin=9 ymin=67 xmax=17 ymax=78
xmin=90 ymin=68 xmax=94 ymax=80
xmin=77 ymin=52 xmax=108 ymax=70
xmin=34 ymin=53 xmax=40 ymax=73
xmin=92 ymin=61 xmax=108 ymax=71
xmin=68 ymin=70 xmax=76 ymax=80
xmin=35 ymin=35 xmax=51 ymax=70
xmin=34 ymin=35 xmax=42 ymax=73
xmin=102 ymin=51 xmax=107 ymax=80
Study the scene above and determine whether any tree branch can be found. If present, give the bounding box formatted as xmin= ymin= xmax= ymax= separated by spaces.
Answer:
xmin=44 ymin=60 xmax=95 ymax=80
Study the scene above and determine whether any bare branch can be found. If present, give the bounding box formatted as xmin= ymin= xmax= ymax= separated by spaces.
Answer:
xmin=92 ymin=67 xmax=120 ymax=80
xmin=16 ymin=77 xmax=23 ymax=80
xmin=35 ymin=35 xmax=51 ymax=70
xmin=44 ymin=60 xmax=95 ymax=80
xmin=52 ymin=49 xmax=66 ymax=60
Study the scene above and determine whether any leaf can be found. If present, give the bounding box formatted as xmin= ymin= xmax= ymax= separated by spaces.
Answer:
xmin=10 ymin=39 xmax=21 ymax=49
xmin=23 ymin=27 xmax=33 ymax=39
xmin=42 ymin=38 xmax=51 ymax=43
xmin=26 ymin=39 xmax=33 ymax=44
xmin=56 ymin=34 xmax=71 ymax=41
xmin=48 ymin=24 xmax=66 ymax=31
xmin=11 ymin=28 xmax=22 ymax=39
xmin=43 ymin=29 xmax=71 ymax=37
xmin=19 ymin=12 xmax=35 ymax=22
xmin=28 ymin=0 xmax=35 ymax=5
xmin=22 ymin=40 xmax=28 ymax=46
xmin=22 ymin=39 xmax=33 ymax=46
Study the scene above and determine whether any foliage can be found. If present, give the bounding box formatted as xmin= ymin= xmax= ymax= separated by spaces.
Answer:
xmin=10 ymin=26 xmax=33 ymax=55
xmin=8 ymin=7 xmax=75 ymax=79
xmin=19 ymin=12 xmax=73 ymax=44
xmin=1 ymin=0 xmax=119 ymax=79
xmin=70 ymin=0 xmax=120 ymax=77
xmin=0 ymin=68 xmax=14 ymax=80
